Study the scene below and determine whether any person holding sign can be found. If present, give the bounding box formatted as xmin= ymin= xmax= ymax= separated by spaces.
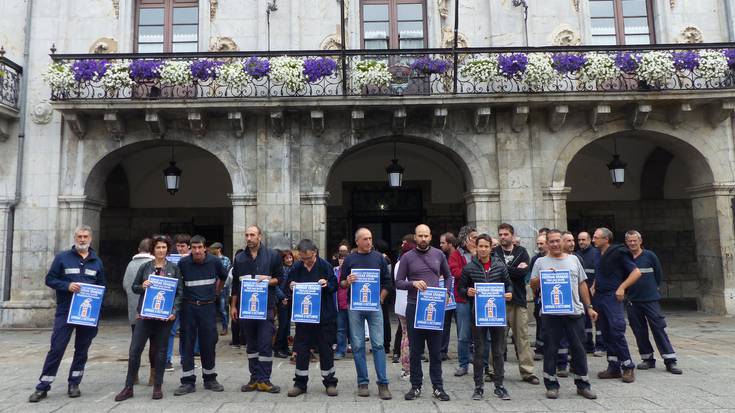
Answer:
xmin=529 ymin=229 xmax=598 ymax=400
xmin=395 ymin=224 xmax=452 ymax=402
xmin=115 ymin=235 xmax=183 ymax=401
xmin=341 ymin=228 xmax=394 ymax=400
xmin=29 ymin=225 xmax=106 ymax=403
xmin=230 ymin=225 xmax=284 ymax=394
xmin=286 ymin=239 xmax=339 ymax=397
xmin=458 ymin=234 xmax=512 ymax=401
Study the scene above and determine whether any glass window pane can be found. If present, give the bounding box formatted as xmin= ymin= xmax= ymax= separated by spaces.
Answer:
xmin=589 ymin=0 xmax=614 ymax=17
xmin=139 ymin=8 xmax=164 ymax=25
xmin=591 ymin=35 xmax=617 ymax=45
xmin=173 ymin=7 xmax=198 ymax=24
xmin=138 ymin=42 xmax=164 ymax=53
xmin=365 ymin=39 xmax=388 ymax=49
xmin=173 ymin=42 xmax=198 ymax=53
xmin=397 ymin=3 xmax=423 ymax=20
xmin=625 ymin=34 xmax=651 ymax=45
xmin=400 ymin=39 xmax=424 ymax=49
xmin=139 ymin=26 xmax=164 ymax=43
xmin=398 ymin=21 xmax=423 ymax=39
xmin=173 ymin=24 xmax=198 ymax=42
xmin=591 ymin=18 xmax=616 ymax=35
xmin=624 ymin=17 xmax=649 ymax=34
xmin=622 ymin=0 xmax=647 ymax=16
xmin=363 ymin=4 xmax=389 ymax=21
xmin=364 ymin=22 xmax=389 ymax=39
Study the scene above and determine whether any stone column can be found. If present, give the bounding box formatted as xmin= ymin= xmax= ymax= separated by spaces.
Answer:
xmin=685 ymin=183 xmax=735 ymax=315
xmin=464 ymin=189 xmax=500 ymax=233
xmin=0 ymin=198 xmax=13 ymax=301
xmin=300 ymin=192 xmax=329 ymax=251
xmin=56 ymin=196 xmax=106 ymax=251
xmin=230 ymin=193 xmax=257 ymax=254
xmin=542 ymin=186 xmax=572 ymax=230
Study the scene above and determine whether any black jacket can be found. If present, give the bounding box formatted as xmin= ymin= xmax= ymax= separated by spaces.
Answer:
xmin=132 ymin=260 xmax=183 ymax=316
xmin=458 ymin=255 xmax=512 ymax=306
xmin=287 ymin=257 xmax=339 ymax=322
xmin=493 ymin=245 xmax=530 ymax=307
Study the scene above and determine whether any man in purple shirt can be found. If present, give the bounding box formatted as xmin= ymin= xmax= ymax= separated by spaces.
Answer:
xmin=395 ymin=224 xmax=452 ymax=402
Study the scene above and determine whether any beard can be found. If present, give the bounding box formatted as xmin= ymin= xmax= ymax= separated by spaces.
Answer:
xmin=75 ymin=243 xmax=90 ymax=253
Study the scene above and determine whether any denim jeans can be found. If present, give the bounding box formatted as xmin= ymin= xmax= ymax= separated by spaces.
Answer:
xmin=348 ymin=309 xmax=388 ymax=385
xmin=217 ymin=287 xmax=230 ymax=330
xmin=336 ymin=309 xmax=350 ymax=356
xmin=455 ymin=302 xmax=472 ymax=369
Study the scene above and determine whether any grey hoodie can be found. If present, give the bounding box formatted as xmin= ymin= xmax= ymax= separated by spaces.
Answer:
xmin=122 ymin=253 xmax=153 ymax=324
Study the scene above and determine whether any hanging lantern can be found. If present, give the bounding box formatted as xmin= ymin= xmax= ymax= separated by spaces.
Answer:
xmin=163 ymin=146 xmax=182 ymax=195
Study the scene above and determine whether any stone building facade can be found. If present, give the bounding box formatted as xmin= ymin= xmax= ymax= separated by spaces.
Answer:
xmin=1 ymin=0 xmax=734 ymax=326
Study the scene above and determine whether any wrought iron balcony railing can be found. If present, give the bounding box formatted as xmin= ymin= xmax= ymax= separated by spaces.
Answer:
xmin=0 ymin=51 xmax=22 ymax=111
xmin=46 ymin=43 xmax=735 ymax=102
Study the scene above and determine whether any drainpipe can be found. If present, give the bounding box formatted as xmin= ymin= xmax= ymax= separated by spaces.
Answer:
xmin=725 ymin=0 xmax=735 ymax=41
xmin=3 ymin=0 xmax=32 ymax=301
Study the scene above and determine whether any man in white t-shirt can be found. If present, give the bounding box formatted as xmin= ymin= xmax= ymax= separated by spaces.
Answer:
xmin=530 ymin=229 xmax=598 ymax=400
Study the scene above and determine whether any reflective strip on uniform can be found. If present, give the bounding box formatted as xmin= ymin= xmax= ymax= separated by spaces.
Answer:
xmin=70 ymin=370 xmax=83 ymax=377
xmin=295 ymin=369 xmax=309 ymax=376
xmin=259 ymin=356 xmax=273 ymax=362
xmin=584 ymin=328 xmax=593 ymax=333
xmin=584 ymin=269 xmax=595 ymax=274
xmin=573 ymin=374 xmax=590 ymax=382
xmin=622 ymin=359 xmax=634 ymax=367
xmin=203 ymin=368 xmax=216 ymax=374
xmin=321 ymin=367 xmax=335 ymax=376
xmin=542 ymin=372 xmax=558 ymax=382
xmin=639 ymin=353 xmax=654 ymax=359
xmin=639 ymin=267 xmax=654 ymax=274
xmin=64 ymin=268 xmax=81 ymax=274
xmin=184 ymin=278 xmax=216 ymax=287
xmin=84 ymin=269 xmax=97 ymax=276
xmin=181 ymin=370 xmax=195 ymax=377
xmin=40 ymin=375 xmax=55 ymax=382
xmin=247 ymin=352 xmax=258 ymax=359
xmin=662 ymin=353 xmax=677 ymax=359
xmin=536 ymin=340 xmax=544 ymax=346
xmin=595 ymin=331 xmax=602 ymax=336
xmin=557 ymin=348 xmax=569 ymax=354
xmin=607 ymin=355 xmax=619 ymax=362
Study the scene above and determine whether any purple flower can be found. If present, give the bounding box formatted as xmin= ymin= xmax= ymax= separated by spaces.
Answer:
xmin=302 ymin=57 xmax=338 ymax=82
xmin=244 ymin=57 xmax=270 ymax=79
xmin=551 ymin=53 xmax=587 ymax=74
xmin=671 ymin=51 xmax=699 ymax=71
xmin=129 ymin=59 xmax=163 ymax=81
xmin=410 ymin=56 xmax=451 ymax=75
xmin=190 ymin=59 xmax=224 ymax=81
xmin=71 ymin=59 xmax=109 ymax=82
xmin=497 ymin=53 xmax=528 ymax=79
xmin=615 ymin=52 xmax=640 ymax=74
xmin=724 ymin=49 xmax=735 ymax=70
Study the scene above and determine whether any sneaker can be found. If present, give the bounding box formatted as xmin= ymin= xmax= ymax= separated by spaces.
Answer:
xmin=577 ymin=387 xmax=597 ymax=399
xmin=287 ymin=386 xmax=306 ymax=397
xmin=597 ymin=369 xmax=622 ymax=379
xmin=404 ymin=386 xmax=421 ymax=400
xmin=593 ymin=350 xmax=605 ymax=357
xmin=523 ymin=374 xmax=540 ymax=384
xmin=378 ymin=383 xmax=392 ymax=400
xmin=533 ymin=352 xmax=543 ymax=361
xmin=165 ymin=362 xmax=174 ymax=372
xmin=274 ymin=350 xmax=290 ymax=358
xmin=432 ymin=387 xmax=450 ymax=401
xmin=357 ymin=384 xmax=370 ymax=397
xmin=334 ymin=353 xmax=344 ymax=360
xmin=392 ymin=354 xmax=400 ymax=364
xmin=557 ymin=367 xmax=569 ymax=378
xmin=114 ymin=387 xmax=134 ymax=402
xmin=493 ymin=385 xmax=511 ymax=400
xmin=666 ymin=362 xmax=683 ymax=375
xmin=325 ymin=385 xmax=338 ymax=396
xmin=257 ymin=381 xmax=281 ymax=393
xmin=204 ymin=380 xmax=224 ymax=392
xmin=67 ymin=384 xmax=81 ymax=398
xmin=637 ymin=360 xmax=654 ymax=370
xmin=621 ymin=369 xmax=635 ymax=383
xmin=484 ymin=369 xmax=495 ymax=383
xmin=399 ymin=371 xmax=410 ymax=381
xmin=28 ymin=390 xmax=47 ymax=403
xmin=421 ymin=355 xmax=428 ymax=362
xmin=241 ymin=379 xmax=258 ymax=392
xmin=454 ymin=366 xmax=468 ymax=377
xmin=173 ymin=383 xmax=195 ymax=396
xmin=471 ymin=387 xmax=484 ymax=401
xmin=545 ymin=388 xmax=559 ymax=399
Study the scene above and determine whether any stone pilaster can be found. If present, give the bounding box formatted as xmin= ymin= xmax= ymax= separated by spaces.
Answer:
xmin=463 ymin=189 xmax=500 ymax=233
xmin=56 ymin=195 xmax=106 ymax=251
xmin=0 ymin=198 xmax=13 ymax=302
xmin=542 ymin=186 xmax=572 ymax=230
xmin=300 ymin=192 xmax=330 ymax=251
xmin=230 ymin=192 xmax=257 ymax=253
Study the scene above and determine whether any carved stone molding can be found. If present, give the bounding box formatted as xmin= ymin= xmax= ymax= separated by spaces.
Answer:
xmin=30 ymin=101 xmax=53 ymax=125
xmin=209 ymin=37 xmax=238 ymax=52
xmin=89 ymin=37 xmax=118 ymax=54
xmin=552 ymin=25 xmax=581 ymax=46
xmin=678 ymin=26 xmax=704 ymax=44
xmin=571 ymin=0 xmax=580 ymax=12
xmin=320 ymin=26 xmax=343 ymax=50
xmin=210 ymin=0 xmax=218 ymax=21
xmin=112 ymin=0 xmax=119 ymax=18
xmin=438 ymin=0 xmax=449 ymax=19
xmin=669 ymin=0 xmax=676 ymax=9
xmin=440 ymin=26 xmax=468 ymax=48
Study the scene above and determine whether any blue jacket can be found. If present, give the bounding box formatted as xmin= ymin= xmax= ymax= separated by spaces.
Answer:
xmin=287 ymin=257 xmax=338 ymax=322
xmin=627 ymin=249 xmax=663 ymax=302
xmin=594 ymin=243 xmax=637 ymax=294
xmin=46 ymin=247 xmax=106 ymax=311
xmin=578 ymin=246 xmax=601 ymax=285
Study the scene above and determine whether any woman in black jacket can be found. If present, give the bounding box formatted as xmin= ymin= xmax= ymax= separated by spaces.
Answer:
xmin=115 ymin=234 xmax=183 ymax=401
xmin=458 ymin=233 xmax=513 ymax=401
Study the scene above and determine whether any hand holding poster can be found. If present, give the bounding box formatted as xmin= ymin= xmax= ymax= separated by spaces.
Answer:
xmin=291 ymin=282 xmax=322 ymax=323
xmin=439 ymin=278 xmax=457 ymax=311
xmin=474 ymin=283 xmax=506 ymax=327
xmin=140 ymin=275 xmax=178 ymax=319
xmin=349 ymin=268 xmax=380 ymax=311
xmin=239 ymin=277 xmax=269 ymax=320
xmin=67 ymin=283 xmax=105 ymax=327
xmin=414 ymin=286 xmax=446 ymax=330
xmin=540 ymin=270 xmax=574 ymax=314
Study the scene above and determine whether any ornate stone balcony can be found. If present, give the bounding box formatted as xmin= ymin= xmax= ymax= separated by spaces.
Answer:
xmin=0 ymin=47 xmax=22 ymax=140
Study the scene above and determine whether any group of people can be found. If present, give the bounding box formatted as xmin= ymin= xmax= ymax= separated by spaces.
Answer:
xmin=27 ymin=221 xmax=682 ymax=403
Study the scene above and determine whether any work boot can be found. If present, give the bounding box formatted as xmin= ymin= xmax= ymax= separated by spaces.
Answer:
xmin=325 ymin=385 xmax=338 ymax=396
xmin=666 ymin=362 xmax=683 ymax=375
xmin=523 ymin=374 xmax=540 ymax=384
xmin=28 ymin=390 xmax=48 ymax=403
xmin=68 ymin=384 xmax=81 ymax=398
xmin=637 ymin=360 xmax=654 ymax=370
xmin=152 ymin=385 xmax=163 ymax=400
xmin=257 ymin=381 xmax=281 ymax=393
xmin=241 ymin=379 xmax=258 ymax=392
xmin=287 ymin=386 xmax=306 ymax=397
xmin=377 ymin=383 xmax=392 ymax=400
xmin=545 ymin=388 xmax=559 ymax=399
xmin=173 ymin=383 xmax=195 ymax=396
xmin=577 ymin=387 xmax=597 ymax=399
xmin=114 ymin=386 xmax=134 ymax=402
xmin=597 ymin=369 xmax=622 ymax=379
xmin=621 ymin=369 xmax=635 ymax=383
xmin=204 ymin=380 xmax=224 ymax=392
xmin=148 ymin=368 xmax=155 ymax=386
xmin=357 ymin=384 xmax=370 ymax=397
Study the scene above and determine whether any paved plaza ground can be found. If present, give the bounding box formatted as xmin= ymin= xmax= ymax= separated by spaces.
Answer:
xmin=1 ymin=311 xmax=734 ymax=412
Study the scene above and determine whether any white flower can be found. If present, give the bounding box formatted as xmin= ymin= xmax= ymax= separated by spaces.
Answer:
xmin=216 ymin=61 xmax=252 ymax=90
xmin=159 ymin=60 xmax=193 ymax=86
xmin=523 ymin=53 xmax=556 ymax=91
xmin=100 ymin=61 xmax=134 ymax=91
xmin=580 ymin=53 xmax=620 ymax=83
xmin=42 ymin=62 xmax=75 ymax=92
xmin=270 ymin=56 xmax=306 ymax=91
xmin=460 ymin=57 xmax=499 ymax=83
xmin=352 ymin=60 xmax=392 ymax=88
xmin=637 ymin=51 xmax=674 ymax=84
xmin=698 ymin=50 xmax=729 ymax=81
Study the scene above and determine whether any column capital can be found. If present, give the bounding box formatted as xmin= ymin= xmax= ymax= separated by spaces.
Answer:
xmin=684 ymin=182 xmax=735 ymax=198
xmin=542 ymin=186 xmax=572 ymax=200
xmin=463 ymin=188 xmax=500 ymax=203
xmin=57 ymin=195 xmax=106 ymax=211
xmin=300 ymin=192 xmax=330 ymax=205
xmin=229 ymin=192 xmax=258 ymax=206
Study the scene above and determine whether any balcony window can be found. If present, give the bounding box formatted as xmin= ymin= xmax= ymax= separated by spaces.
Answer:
xmin=590 ymin=0 xmax=654 ymax=45
xmin=136 ymin=0 xmax=198 ymax=53
xmin=361 ymin=0 xmax=426 ymax=49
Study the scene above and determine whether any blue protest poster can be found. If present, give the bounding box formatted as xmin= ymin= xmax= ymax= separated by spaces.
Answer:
xmin=440 ymin=278 xmax=457 ymax=311
xmin=474 ymin=283 xmax=507 ymax=327
xmin=167 ymin=254 xmax=183 ymax=264
xmin=67 ymin=283 xmax=105 ymax=327
xmin=414 ymin=286 xmax=446 ymax=330
xmin=540 ymin=270 xmax=574 ymax=315
xmin=140 ymin=275 xmax=178 ymax=319
xmin=239 ymin=278 xmax=269 ymax=320
xmin=291 ymin=282 xmax=322 ymax=323
xmin=350 ymin=268 xmax=381 ymax=311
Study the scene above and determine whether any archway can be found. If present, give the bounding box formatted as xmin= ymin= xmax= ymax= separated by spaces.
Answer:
xmin=325 ymin=137 xmax=470 ymax=257
xmin=564 ymin=131 xmax=715 ymax=310
xmin=85 ymin=141 xmax=233 ymax=312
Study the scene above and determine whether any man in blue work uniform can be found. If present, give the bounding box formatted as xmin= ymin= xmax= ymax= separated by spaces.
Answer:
xmin=29 ymin=225 xmax=106 ymax=403
xmin=577 ymin=231 xmax=605 ymax=357
xmin=591 ymin=227 xmax=641 ymax=383
xmin=174 ymin=235 xmax=228 ymax=395
xmin=230 ymin=225 xmax=284 ymax=393
xmin=624 ymin=230 xmax=682 ymax=375
xmin=287 ymin=239 xmax=339 ymax=397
